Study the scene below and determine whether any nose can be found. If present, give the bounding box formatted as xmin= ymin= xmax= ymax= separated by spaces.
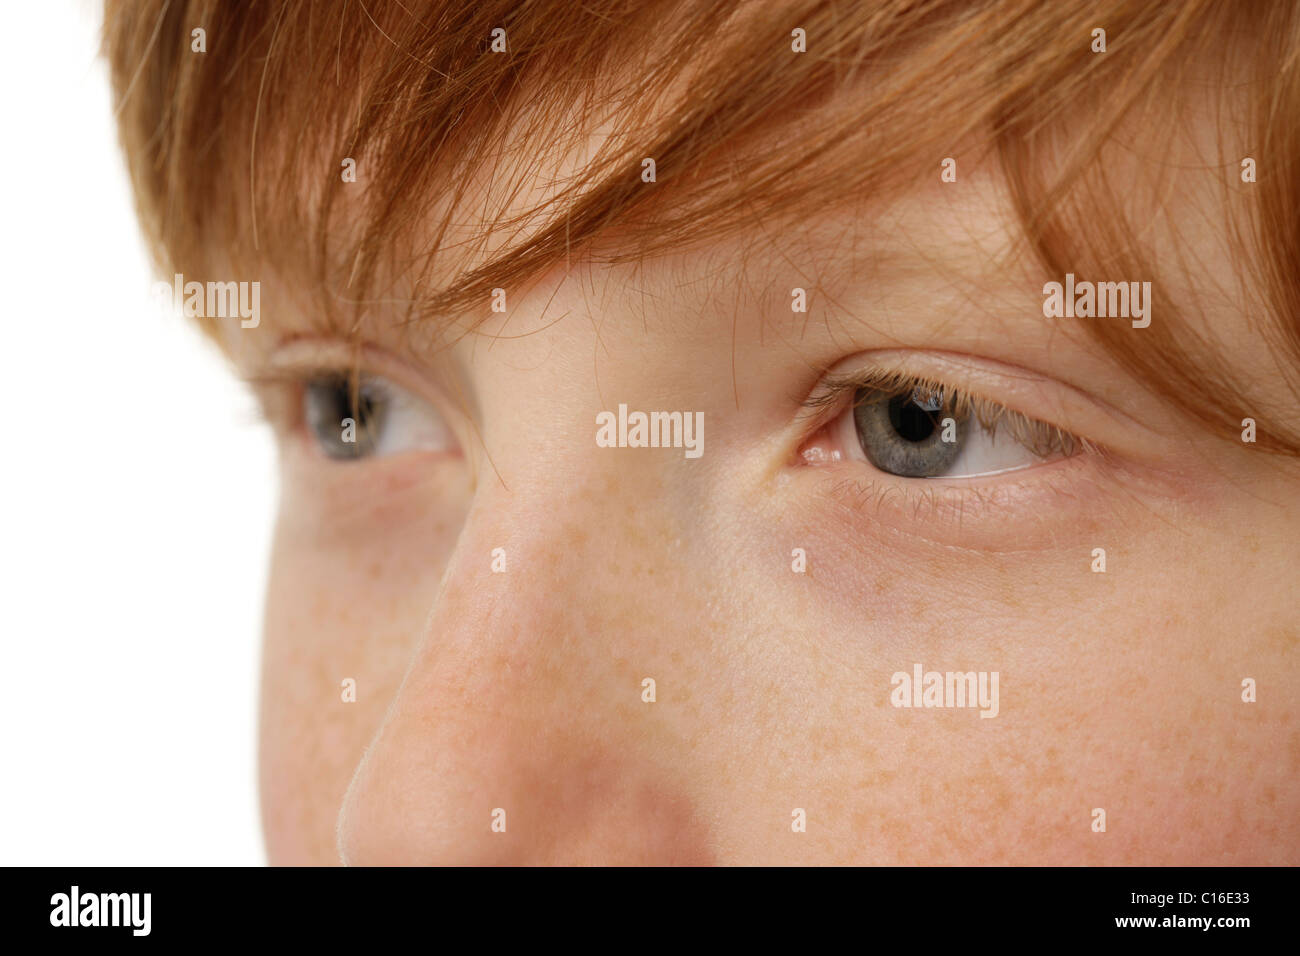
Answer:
xmin=336 ymin=478 xmax=715 ymax=865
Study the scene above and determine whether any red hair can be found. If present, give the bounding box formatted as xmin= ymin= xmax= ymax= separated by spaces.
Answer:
xmin=104 ymin=0 xmax=1300 ymax=453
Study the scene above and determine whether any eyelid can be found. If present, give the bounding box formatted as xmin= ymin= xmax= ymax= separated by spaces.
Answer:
xmin=252 ymin=336 xmax=450 ymax=399
xmin=799 ymin=350 xmax=1175 ymax=464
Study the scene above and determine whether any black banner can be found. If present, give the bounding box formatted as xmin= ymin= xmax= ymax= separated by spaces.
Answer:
xmin=8 ymin=866 xmax=1293 ymax=943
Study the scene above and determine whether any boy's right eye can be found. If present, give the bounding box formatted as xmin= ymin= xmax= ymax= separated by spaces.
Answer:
xmin=302 ymin=374 xmax=456 ymax=461
xmin=844 ymin=382 xmax=1076 ymax=479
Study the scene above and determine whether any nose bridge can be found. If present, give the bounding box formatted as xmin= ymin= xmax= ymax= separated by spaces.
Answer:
xmin=337 ymin=467 xmax=713 ymax=865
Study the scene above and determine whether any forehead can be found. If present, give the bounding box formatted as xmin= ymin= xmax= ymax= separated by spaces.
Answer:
xmin=253 ymin=107 xmax=1248 ymax=373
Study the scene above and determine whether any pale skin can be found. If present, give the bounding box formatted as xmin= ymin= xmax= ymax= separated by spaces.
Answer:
xmin=227 ymin=132 xmax=1300 ymax=866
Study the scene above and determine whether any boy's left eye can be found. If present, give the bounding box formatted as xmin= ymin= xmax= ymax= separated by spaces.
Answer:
xmin=819 ymin=379 xmax=1079 ymax=479
xmin=302 ymin=374 xmax=456 ymax=460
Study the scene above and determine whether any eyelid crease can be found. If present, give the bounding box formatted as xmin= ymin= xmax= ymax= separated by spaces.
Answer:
xmin=807 ymin=367 xmax=1095 ymax=461
xmin=243 ymin=365 xmax=371 ymax=406
xmin=240 ymin=365 xmax=379 ymax=434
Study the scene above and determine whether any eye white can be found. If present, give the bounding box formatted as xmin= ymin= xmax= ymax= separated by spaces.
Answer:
xmin=836 ymin=401 xmax=1045 ymax=478
xmin=367 ymin=379 xmax=456 ymax=456
xmin=937 ymin=419 xmax=1043 ymax=477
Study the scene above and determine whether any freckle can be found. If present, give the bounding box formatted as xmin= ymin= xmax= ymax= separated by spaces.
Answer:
xmin=994 ymin=570 xmax=1026 ymax=614
xmin=564 ymin=521 xmax=589 ymax=550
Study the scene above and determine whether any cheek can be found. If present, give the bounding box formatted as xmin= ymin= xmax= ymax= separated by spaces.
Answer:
xmin=712 ymin=485 xmax=1300 ymax=864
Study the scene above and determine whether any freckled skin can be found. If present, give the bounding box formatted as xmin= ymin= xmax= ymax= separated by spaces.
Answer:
xmin=253 ymin=182 xmax=1300 ymax=866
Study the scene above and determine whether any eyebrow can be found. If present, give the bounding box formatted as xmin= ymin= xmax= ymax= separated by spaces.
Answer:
xmin=244 ymin=190 xmax=1105 ymax=375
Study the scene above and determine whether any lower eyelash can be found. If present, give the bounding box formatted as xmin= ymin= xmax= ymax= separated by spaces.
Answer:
xmin=828 ymin=474 xmax=1001 ymax=526
xmin=822 ymin=436 xmax=1101 ymax=520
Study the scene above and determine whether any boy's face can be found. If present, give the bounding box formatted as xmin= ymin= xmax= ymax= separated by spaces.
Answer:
xmin=240 ymin=137 xmax=1299 ymax=866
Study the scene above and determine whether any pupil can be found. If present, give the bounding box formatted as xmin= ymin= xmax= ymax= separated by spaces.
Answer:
xmin=328 ymin=380 xmax=378 ymax=428
xmin=888 ymin=394 xmax=936 ymax=442
xmin=351 ymin=388 xmax=376 ymax=424
xmin=305 ymin=377 xmax=388 ymax=460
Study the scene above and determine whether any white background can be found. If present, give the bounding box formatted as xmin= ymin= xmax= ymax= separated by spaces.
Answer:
xmin=0 ymin=1 xmax=271 ymax=865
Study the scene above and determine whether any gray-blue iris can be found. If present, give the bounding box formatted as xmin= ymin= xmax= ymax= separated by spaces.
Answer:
xmin=853 ymin=386 xmax=966 ymax=477
xmin=303 ymin=377 xmax=388 ymax=460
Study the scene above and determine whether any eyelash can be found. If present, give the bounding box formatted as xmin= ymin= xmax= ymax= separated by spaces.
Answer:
xmin=804 ymin=367 xmax=1093 ymax=463
xmin=244 ymin=366 xmax=351 ymax=434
